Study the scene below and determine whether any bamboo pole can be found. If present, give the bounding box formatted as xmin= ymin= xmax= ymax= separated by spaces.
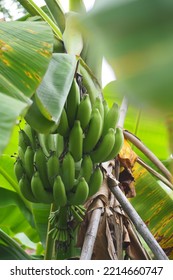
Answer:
xmin=107 ymin=175 xmax=169 ymax=260
xmin=80 ymin=208 xmax=102 ymax=260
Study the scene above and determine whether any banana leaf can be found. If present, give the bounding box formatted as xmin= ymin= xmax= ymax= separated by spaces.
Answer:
xmin=36 ymin=53 xmax=77 ymax=122
xmin=0 ymin=93 xmax=27 ymax=155
xmin=0 ymin=154 xmax=49 ymax=247
xmin=0 ymin=245 xmax=30 ymax=260
xmin=0 ymin=21 xmax=53 ymax=99
xmin=0 ymin=154 xmax=39 ymax=242
xmin=82 ymin=0 xmax=173 ymax=113
xmin=0 ymin=188 xmax=39 ymax=243
xmin=0 ymin=154 xmax=32 ymax=207
xmin=130 ymin=162 xmax=173 ymax=259
xmin=31 ymin=203 xmax=51 ymax=248
xmin=2 ymin=122 xmax=19 ymax=156
xmin=0 ymin=229 xmax=32 ymax=259
xmin=0 ymin=21 xmax=54 ymax=155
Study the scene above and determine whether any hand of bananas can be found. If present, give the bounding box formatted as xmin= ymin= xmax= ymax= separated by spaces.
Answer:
xmin=14 ymin=77 xmax=124 ymax=243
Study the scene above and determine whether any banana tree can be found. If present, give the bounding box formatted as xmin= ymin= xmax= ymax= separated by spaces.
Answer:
xmin=0 ymin=0 xmax=173 ymax=260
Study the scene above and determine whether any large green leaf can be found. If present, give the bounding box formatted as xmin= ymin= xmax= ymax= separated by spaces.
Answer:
xmin=2 ymin=122 xmax=19 ymax=156
xmin=0 ymin=155 xmax=47 ymax=247
xmin=0 ymin=154 xmax=30 ymax=203
xmin=130 ymin=163 xmax=173 ymax=259
xmin=82 ymin=0 xmax=173 ymax=113
xmin=0 ymin=192 xmax=39 ymax=243
xmin=36 ymin=53 xmax=77 ymax=122
xmin=32 ymin=203 xmax=51 ymax=248
xmin=0 ymin=229 xmax=32 ymax=260
xmin=0 ymin=154 xmax=38 ymax=236
xmin=0 ymin=245 xmax=30 ymax=260
xmin=0 ymin=93 xmax=27 ymax=155
xmin=0 ymin=21 xmax=53 ymax=154
xmin=0 ymin=245 xmax=20 ymax=260
xmin=103 ymin=81 xmax=170 ymax=161
xmin=0 ymin=21 xmax=53 ymax=99
xmin=0 ymin=187 xmax=34 ymax=226
xmin=0 ymin=155 xmax=48 ymax=247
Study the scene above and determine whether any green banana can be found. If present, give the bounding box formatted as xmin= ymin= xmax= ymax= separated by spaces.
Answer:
xmin=88 ymin=166 xmax=103 ymax=197
xmin=56 ymin=108 xmax=69 ymax=138
xmin=18 ymin=146 xmax=25 ymax=163
xmin=23 ymin=123 xmax=37 ymax=150
xmin=90 ymin=128 xmax=116 ymax=163
xmin=25 ymin=96 xmax=58 ymax=134
xmin=104 ymin=127 xmax=124 ymax=161
xmin=47 ymin=152 xmax=60 ymax=187
xmin=74 ymin=159 xmax=82 ymax=178
xmin=19 ymin=174 xmax=37 ymax=203
xmin=53 ymin=175 xmax=67 ymax=207
xmin=18 ymin=129 xmax=31 ymax=153
xmin=50 ymin=206 xmax=69 ymax=244
xmin=42 ymin=134 xmax=56 ymax=154
xmin=14 ymin=158 xmax=24 ymax=182
xmin=103 ymin=99 xmax=109 ymax=117
xmin=76 ymin=94 xmax=92 ymax=130
xmin=54 ymin=133 xmax=64 ymax=157
xmin=37 ymin=133 xmax=50 ymax=157
xmin=69 ymin=120 xmax=83 ymax=162
xmin=49 ymin=207 xmax=69 ymax=245
xmin=83 ymin=108 xmax=103 ymax=153
xmin=70 ymin=205 xmax=84 ymax=223
xmin=79 ymin=155 xmax=93 ymax=183
xmin=52 ymin=228 xmax=69 ymax=243
xmin=93 ymin=96 xmax=104 ymax=132
xmin=24 ymin=146 xmax=34 ymax=179
xmin=31 ymin=171 xmax=54 ymax=204
xmin=34 ymin=147 xmax=50 ymax=190
xmin=61 ymin=152 xmax=75 ymax=192
xmin=65 ymin=79 xmax=80 ymax=128
xmin=63 ymin=12 xmax=83 ymax=55
xmin=93 ymin=96 xmax=104 ymax=120
xmin=68 ymin=177 xmax=89 ymax=205
xmin=102 ymin=102 xmax=119 ymax=136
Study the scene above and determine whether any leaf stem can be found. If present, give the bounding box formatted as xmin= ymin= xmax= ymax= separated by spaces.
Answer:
xmin=27 ymin=0 xmax=62 ymax=40
xmin=137 ymin=157 xmax=173 ymax=190
xmin=123 ymin=129 xmax=173 ymax=182
xmin=0 ymin=229 xmax=32 ymax=260
xmin=44 ymin=203 xmax=55 ymax=260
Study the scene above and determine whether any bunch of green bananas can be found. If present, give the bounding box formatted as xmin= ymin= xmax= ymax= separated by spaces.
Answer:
xmin=14 ymin=77 xmax=124 ymax=244
xmin=14 ymin=126 xmax=103 ymax=208
xmin=56 ymin=79 xmax=124 ymax=162
xmin=15 ymin=78 xmax=124 ymax=205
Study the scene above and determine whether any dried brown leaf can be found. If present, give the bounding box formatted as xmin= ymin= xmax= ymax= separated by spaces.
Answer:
xmin=125 ymin=221 xmax=150 ymax=260
xmin=119 ymin=139 xmax=138 ymax=169
xmin=77 ymin=172 xmax=149 ymax=260
xmin=119 ymin=168 xmax=136 ymax=198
